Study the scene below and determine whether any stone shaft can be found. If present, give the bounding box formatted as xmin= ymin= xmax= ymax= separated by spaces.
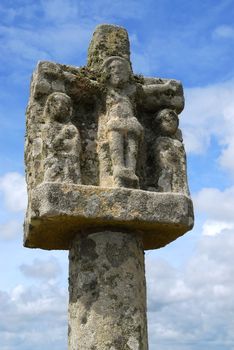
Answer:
xmin=24 ymin=23 xmax=194 ymax=350
xmin=68 ymin=230 xmax=148 ymax=350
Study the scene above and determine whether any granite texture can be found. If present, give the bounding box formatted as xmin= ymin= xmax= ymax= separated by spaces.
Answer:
xmin=24 ymin=23 xmax=194 ymax=350
xmin=24 ymin=182 xmax=193 ymax=250
xmin=68 ymin=231 xmax=148 ymax=349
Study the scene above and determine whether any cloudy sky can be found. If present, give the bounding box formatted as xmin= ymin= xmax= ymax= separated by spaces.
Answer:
xmin=1 ymin=0 xmax=234 ymax=349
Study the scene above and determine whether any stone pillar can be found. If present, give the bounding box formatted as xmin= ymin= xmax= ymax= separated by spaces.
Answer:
xmin=24 ymin=24 xmax=194 ymax=350
xmin=68 ymin=230 xmax=148 ymax=350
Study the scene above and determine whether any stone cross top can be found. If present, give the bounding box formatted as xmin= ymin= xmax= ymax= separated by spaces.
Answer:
xmin=24 ymin=24 xmax=194 ymax=349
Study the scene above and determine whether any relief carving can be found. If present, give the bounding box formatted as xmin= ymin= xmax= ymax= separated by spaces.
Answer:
xmin=24 ymin=24 xmax=194 ymax=252
xmin=98 ymin=56 xmax=143 ymax=188
xmin=154 ymin=109 xmax=189 ymax=194
xmin=25 ymin=26 xmax=190 ymax=195
xmin=43 ymin=92 xmax=82 ymax=184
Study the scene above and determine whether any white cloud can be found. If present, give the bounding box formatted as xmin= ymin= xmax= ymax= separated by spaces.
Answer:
xmin=41 ymin=0 xmax=79 ymax=23
xmin=0 ymin=282 xmax=67 ymax=350
xmin=219 ymin=139 xmax=234 ymax=173
xmin=182 ymin=79 xmax=234 ymax=154
xmin=0 ymin=0 xmax=148 ymax=72
xmin=214 ymin=25 xmax=234 ymax=39
xmin=201 ymin=220 xmax=234 ymax=236
xmin=194 ymin=185 xmax=234 ymax=239
xmin=0 ymin=220 xmax=22 ymax=240
xmin=1 ymin=226 xmax=234 ymax=350
xmin=179 ymin=79 xmax=234 ymax=179
xmin=0 ymin=23 xmax=91 ymax=67
xmin=20 ymin=257 xmax=62 ymax=281
xmin=0 ymin=172 xmax=27 ymax=212
xmin=194 ymin=186 xmax=234 ymax=222
xmin=0 ymin=2 xmax=234 ymax=349
xmin=0 ymin=3 xmax=39 ymax=24
xmin=77 ymin=0 xmax=148 ymax=21
xmin=131 ymin=51 xmax=151 ymax=76
xmin=146 ymin=227 xmax=234 ymax=349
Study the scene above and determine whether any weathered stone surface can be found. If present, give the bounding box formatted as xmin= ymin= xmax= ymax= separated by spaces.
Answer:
xmin=43 ymin=92 xmax=82 ymax=183
xmin=25 ymin=58 xmax=185 ymax=193
xmin=24 ymin=60 xmax=100 ymax=193
xmin=25 ymin=23 xmax=186 ymax=195
xmin=87 ymin=24 xmax=130 ymax=71
xmin=24 ymin=182 xmax=193 ymax=250
xmin=24 ymin=23 xmax=194 ymax=350
xmin=68 ymin=231 xmax=148 ymax=350
xmin=98 ymin=56 xmax=144 ymax=188
xmin=153 ymin=109 xmax=189 ymax=194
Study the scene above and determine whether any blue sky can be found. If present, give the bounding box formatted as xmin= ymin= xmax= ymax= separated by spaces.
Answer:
xmin=1 ymin=0 xmax=234 ymax=349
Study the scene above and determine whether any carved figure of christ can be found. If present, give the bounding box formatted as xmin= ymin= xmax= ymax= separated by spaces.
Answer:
xmin=101 ymin=55 xmax=178 ymax=188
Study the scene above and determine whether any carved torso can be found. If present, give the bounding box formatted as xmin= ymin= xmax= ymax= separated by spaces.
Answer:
xmin=106 ymin=87 xmax=143 ymax=137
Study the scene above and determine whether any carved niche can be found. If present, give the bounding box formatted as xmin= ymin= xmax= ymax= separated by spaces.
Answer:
xmin=25 ymin=25 xmax=188 ymax=196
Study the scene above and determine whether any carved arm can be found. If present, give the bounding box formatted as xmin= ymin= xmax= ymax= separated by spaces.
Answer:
xmin=138 ymin=78 xmax=185 ymax=113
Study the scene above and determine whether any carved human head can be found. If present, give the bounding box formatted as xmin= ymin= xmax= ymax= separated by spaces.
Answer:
xmin=45 ymin=92 xmax=72 ymax=123
xmin=155 ymin=109 xmax=179 ymax=136
xmin=102 ymin=56 xmax=132 ymax=87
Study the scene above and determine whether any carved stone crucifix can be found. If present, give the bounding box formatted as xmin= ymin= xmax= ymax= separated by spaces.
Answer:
xmin=24 ymin=24 xmax=194 ymax=349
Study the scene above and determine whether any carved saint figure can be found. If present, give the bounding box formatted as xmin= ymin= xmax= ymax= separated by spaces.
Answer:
xmin=102 ymin=56 xmax=144 ymax=188
xmin=154 ymin=109 xmax=189 ymax=194
xmin=43 ymin=92 xmax=82 ymax=183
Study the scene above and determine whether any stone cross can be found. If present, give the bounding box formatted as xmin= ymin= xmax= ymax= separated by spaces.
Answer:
xmin=24 ymin=24 xmax=194 ymax=349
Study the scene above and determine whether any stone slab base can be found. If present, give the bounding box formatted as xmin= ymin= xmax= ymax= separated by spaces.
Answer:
xmin=24 ymin=183 xmax=194 ymax=250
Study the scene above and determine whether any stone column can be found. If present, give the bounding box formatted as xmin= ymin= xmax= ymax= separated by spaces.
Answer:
xmin=68 ymin=230 xmax=148 ymax=350
xmin=24 ymin=24 xmax=194 ymax=350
